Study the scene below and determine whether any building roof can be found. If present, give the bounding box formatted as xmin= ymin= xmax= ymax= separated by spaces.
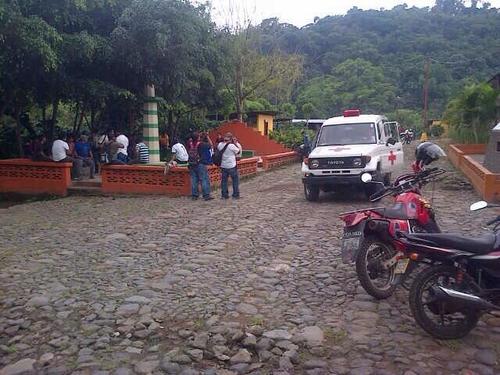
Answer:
xmin=246 ymin=110 xmax=278 ymax=116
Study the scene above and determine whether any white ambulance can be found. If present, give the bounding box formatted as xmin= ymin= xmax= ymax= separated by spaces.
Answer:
xmin=302 ymin=109 xmax=404 ymax=201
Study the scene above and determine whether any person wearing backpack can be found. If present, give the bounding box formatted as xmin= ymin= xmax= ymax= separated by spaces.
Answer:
xmin=188 ymin=133 xmax=214 ymax=201
xmin=216 ymin=132 xmax=242 ymax=200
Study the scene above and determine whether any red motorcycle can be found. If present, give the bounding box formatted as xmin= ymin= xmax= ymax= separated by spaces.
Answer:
xmin=340 ymin=166 xmax=445 ymax=299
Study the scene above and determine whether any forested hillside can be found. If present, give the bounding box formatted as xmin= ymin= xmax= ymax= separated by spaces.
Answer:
xmin=255 ymin=2 xmax=500 ymax=120
xmin=0 ymin=0 xmax=499 ymax=157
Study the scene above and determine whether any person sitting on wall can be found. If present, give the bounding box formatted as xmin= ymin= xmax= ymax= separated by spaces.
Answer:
xmin=95 ymin=130 xmax=109 ymax=173
xmin=160 ymin=131 xmax=170 ymax=160
xmin=75 ymin=134 xmax=95 ymax=179
xmin=130 ymin=136 xmax=150 ymax=164
xmin=67 ymin=134 xmax=77 ymax=157
xmin=115 ymin=131 xmax=129 ymax=164
xmin=169 ymin=137 xmax=189 ymax=165
xmin=31 ymin=134 xmax=52 ymax=162
xmin=52 ymin=133 xmax=83 ymax=180
xmin=107 ymin=133 xmax=125 ymax=164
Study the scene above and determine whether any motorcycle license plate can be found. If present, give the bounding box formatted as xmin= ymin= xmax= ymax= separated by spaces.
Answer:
xmin=341 ymin=223 xmax=364 ymax=263
xmin=394 ymin=258 xmax=410 ymax=274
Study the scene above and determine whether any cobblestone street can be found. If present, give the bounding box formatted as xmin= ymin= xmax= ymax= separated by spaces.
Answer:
xmin=1 ymin=148 xmax=499 ymax=375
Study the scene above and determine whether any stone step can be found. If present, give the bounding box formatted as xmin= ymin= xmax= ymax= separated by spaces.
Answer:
xmin=72 ymin=180 xmax=102 ymax=188
xmin=67 ymin=185 xmax=104 ymax=196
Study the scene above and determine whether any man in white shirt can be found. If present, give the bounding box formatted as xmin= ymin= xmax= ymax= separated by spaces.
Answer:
xmin=52 ymin=138 xmax=70 ymax=162
xmin=51 ymin=134 xmax=83 ymax=180
xmin=170 ymin=138 xmax=189 ymax=165
xmin=115 ymin=132 xmax=129 ymax=163
xmin=218 ymin=132 xmax=242 ymax=199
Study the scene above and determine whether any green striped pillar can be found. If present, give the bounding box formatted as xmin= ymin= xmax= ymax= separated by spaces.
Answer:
xmin=143 ymin=84 xmax=160 ymax=163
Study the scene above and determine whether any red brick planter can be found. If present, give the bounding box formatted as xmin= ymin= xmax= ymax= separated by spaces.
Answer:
xmin=448 ymin=144 xmax=499 ymax=202
xmin=101 ymin=164 xmax=190 ymax=196
xmin=101 ymin=157 xmax=259 ymax=196
xmin=261 ymin=152 xmax=299 ymax=171
xmin=0 ymin=158 xmax=72 ymax=196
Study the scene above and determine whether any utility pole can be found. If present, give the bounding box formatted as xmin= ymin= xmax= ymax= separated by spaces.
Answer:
xmin=422 ymin=58 xmax=430 ymax=132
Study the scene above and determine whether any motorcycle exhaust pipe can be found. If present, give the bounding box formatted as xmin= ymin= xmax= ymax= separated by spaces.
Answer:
xmin=435 ymin=286 xmax=499 ymax=311
xmin=367 ymin=219 xmax=389 ymax=233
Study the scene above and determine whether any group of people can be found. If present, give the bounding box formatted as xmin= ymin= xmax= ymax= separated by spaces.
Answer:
xmin=25 ymin=129 xmax=243 ymax=199
xmin=169 ymin=132 xmax=242 ymax=201
xmin=26 ymin=130 xmax=150 ymax=180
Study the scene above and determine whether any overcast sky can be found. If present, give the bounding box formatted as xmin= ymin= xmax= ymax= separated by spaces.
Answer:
xmin=206 ymin=0 xmax=500 ymax=27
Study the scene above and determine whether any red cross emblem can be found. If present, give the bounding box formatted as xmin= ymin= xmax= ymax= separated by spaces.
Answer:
xmin=388 ymin=151 xmax=397 ymax=165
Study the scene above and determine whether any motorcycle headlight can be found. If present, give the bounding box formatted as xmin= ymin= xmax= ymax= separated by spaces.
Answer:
xmin=353 ymin=158 xmax=362 ymax=167
xmin=309 ymin=159 xmax=320 ymax=169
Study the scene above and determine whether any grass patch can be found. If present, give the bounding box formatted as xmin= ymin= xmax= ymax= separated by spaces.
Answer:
xmin=193 ymin=318 xmax=204 ymax=330
xmin=438 ymin=339 xmax=461 ymax=351
xmin=324 ymin=328 xmax=348 ymax=345
xmin=66 ymin=358 xmax=78 ymax=369
xmin=4 ymin=345 xmax=17 ymax=353
xmin=298 ymin=350 xmax=311 ymax=362
xmin=249 ymin=316 xmax=264 ymax=326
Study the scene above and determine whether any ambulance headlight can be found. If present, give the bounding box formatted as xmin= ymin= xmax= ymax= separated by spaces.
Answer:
xmin=353 ymin=157 xmax=363 ymax=167
xmin=309 ymin=159 xmax=320 ymax=169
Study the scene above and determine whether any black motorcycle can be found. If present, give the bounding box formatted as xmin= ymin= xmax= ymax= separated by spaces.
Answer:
xmin=398 ymin=201 xmax=500 ymax=339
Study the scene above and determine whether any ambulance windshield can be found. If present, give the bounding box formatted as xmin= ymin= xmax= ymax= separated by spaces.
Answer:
xmin=317 ymin=123 xmax=376 ymax=146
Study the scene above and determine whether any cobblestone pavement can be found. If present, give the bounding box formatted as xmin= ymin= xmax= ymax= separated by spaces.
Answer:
xmin=1 ymin=145 xmax=499 ymax=375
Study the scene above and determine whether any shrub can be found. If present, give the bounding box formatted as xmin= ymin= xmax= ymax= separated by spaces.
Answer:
xmin=269 ymin=124 xmax=315 ymax=149
xmin=430 ymin=124 xmax=444 ymax=137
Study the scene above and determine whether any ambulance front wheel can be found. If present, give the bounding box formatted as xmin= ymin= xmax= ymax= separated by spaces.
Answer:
xmin=304 ymin=183 xmax=320 ymax=202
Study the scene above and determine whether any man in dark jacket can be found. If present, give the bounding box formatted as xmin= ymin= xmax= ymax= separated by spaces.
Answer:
xmin=190 ymin=132 xmax=214 ymax=201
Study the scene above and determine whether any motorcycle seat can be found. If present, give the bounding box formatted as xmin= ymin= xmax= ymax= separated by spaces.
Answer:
xmin=404 ymin=233 xmax=496 ymax=254
xmin=373 ymin=206 xmax=408 ymax=220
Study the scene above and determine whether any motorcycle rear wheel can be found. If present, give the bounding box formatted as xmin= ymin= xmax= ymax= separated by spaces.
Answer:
xmin=409 ymin=265 xmax=480 ymax=340
xmin=356 ymin=236 xmax=397 ymax=299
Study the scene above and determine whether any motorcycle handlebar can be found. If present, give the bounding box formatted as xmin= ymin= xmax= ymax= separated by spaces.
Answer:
xmin=369 ymin=167 xmax=445 ymax=202
xmin=369 ymin=187 xmax=392 ymax=202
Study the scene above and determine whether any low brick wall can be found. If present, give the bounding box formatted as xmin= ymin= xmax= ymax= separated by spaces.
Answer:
xmin=448 ymin=144 xmax=499 ymax=202
xmin=101 ymin=164 xmax=190 ymax=196
xmin=0 ymin=158 xmax=72 ymax=196
xmin=101 ymin=157 xmax=259 ymax=196
xmin=448 ymin=144 xmax=487 ymax=169
xmin=261 ymin=152 xmax=299 ymax=171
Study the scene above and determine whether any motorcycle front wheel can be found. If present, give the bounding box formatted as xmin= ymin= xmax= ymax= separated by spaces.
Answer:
xmin=355 ymin=236 xmax=397 ymax=299
xmin=409 ymin=265 xmax=480 ymax=340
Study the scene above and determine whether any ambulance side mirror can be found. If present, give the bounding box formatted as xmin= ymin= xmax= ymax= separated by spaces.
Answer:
xmin=386 ymin=137 xmax=397 ymax=146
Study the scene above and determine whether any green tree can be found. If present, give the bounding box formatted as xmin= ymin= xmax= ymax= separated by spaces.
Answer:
xmin=301 ymin=103 xmax=316 ymax=119
xmin=219 ymin=22 xmax=303 ymax=120
xmin=280 ymin=102 xmax=296 ymax=118
xmin=387 ymin=109 xmax=422 ymax=131
xmin=444 ymin=82 xmax=498 ymax=143
xmin=297 ymin=59 xmax=396 ymax=117
xmin=0 ymin=3 xmax=62 ymax=153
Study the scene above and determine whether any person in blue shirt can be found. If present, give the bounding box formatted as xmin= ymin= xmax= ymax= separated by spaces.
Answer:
xmin=190 ymin=132 xmax=214 ymax=201
xmin=74 ymin=134 xmax=95 ymax=179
